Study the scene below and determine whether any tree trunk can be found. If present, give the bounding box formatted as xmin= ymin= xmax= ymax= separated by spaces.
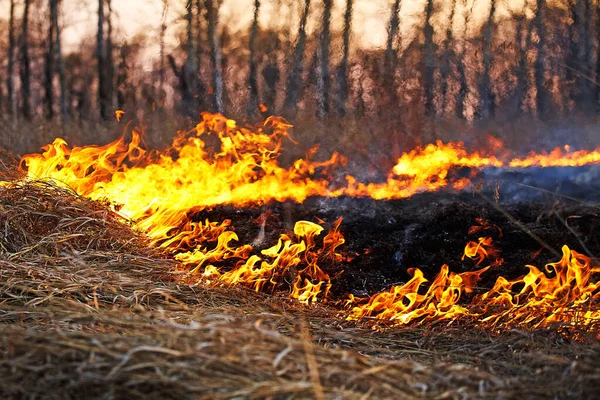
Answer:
xmin=159 ymin=0 xmax=169 ymax=107
xmin=7 ymin=0 xmax=16 ymax=119
xmin=97 ymin=0 xmax=109 ymax=120
xmin=573 ymin=0 xmax=591 ymax=109
xmin=514 ymin=13 xmax=527 ymax=115
xmin=283 ymin=0 xmax=311 ymax=118
xmin=247 ymin=0 xmax=261 ymax=117
xmin=439 ymin=0 xmax=457 ymax=116
xmin=384 ymin=0 xmax=401 ymax=78
xmin=195 ymin=0 xmax=206 ymax=110
xmin=316 ymin=0 xmax=333 ymax=119
xmin=106 ymin=0 xmax=115 ymax=111
xmin=184 ymin=0 xmax=198 ymax=117
xmin=455 ymin=0 xmax=472 ymax=120
xmin=595 ymin=0 xmax=600 ymax=108
xmin=20 ymin=0 xmax=32 ymax=120
xmin=335 ymin=0 xmax=353 ymax=117
xmin=206 ymin=0 xmax=224 ymax=113
xmin=423 ymin=0 xmax=435 ymax=117
xmin=533 ymin=0 xmax=549 ymax=119
xmin=381 ymin=0 xmax=401 ymax=123
xmin=478 ymin=0 xmax=496 ymax=120
xmin=45 ymin=0 xmax=56 ymax=119
xmin=53 ymin=0 xmax=68 ymax=120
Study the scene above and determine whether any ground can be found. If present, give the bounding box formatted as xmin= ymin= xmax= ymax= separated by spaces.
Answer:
xmin=0 ymin=178 xmax=599 ymax=399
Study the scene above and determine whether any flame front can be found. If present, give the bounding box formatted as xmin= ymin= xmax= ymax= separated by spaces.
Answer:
xmin=349 ymin=239 xmax=600 ymax=332
xmin=17 ymin=113 xmax=600 ymax=330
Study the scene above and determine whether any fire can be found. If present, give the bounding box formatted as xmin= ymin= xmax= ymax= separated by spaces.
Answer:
xmin=348 ymin=238 xmax=600 ymax=331
xmin=509 ymin=147 xmax=600 ymax=168
xmin=478 ymin=246 xmax=600 ymax=330
xmin=14 ymin=113 xmax=600 ymax=330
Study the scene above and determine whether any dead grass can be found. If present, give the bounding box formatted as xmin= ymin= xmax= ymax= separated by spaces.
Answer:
xmin=0 ymin=180 xmax=599 ymax=399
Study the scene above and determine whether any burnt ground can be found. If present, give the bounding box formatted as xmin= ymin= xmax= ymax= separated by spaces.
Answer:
xmin=1 ymin=175 xmax=599 ymax=399
xmin=189 ymin=166 xmax=600 ymax=299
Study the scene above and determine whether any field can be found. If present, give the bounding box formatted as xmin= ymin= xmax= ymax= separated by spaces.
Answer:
xmin=1 ymin=176 xmax=599 ymax=399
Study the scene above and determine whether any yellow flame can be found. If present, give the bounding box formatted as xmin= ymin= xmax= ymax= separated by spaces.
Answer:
xmin=15 ymin=113 xmax=600 ymax=327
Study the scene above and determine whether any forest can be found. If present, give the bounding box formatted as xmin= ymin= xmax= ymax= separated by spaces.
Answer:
xmin=0 ymin=0 xmax=599 ymax=160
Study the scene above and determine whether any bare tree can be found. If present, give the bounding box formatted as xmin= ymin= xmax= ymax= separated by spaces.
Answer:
xmin=97 ymin=0 xmax=110 ymax=120
xmin=571 ymin=0 xmax=591 ymax=108
xmin=168 ymin=0 xmax=199 ymax=118
xmin=381 ymin=0 xmax=402 ymax=123
xmin=384 ymin=0 xmax=401 ymax=78
xmin=206 ymin=0 xmax=224 ymax=113
xmin=247 ymin=0 xmax=261 ymax=117
xmin=478 ymin=0 xmax=496 ymax=120
xmin=439 ymin=0 xmax=457 ymax=115
xmin=335 ymin=0 xmax=353 ymax=117
xmin=455 ymin=0 xmax=473 ymax=119
xmin=596 ymin=0 xmax=600 ymax=108
xmin=513 ymin=9 xmax=528 ymax=115
xmin=20 ymin=0 xmax=32 ymax=120
xmin=423 ymin=0 xmax=435 ymax=117
xmin=45 ymin=0 xmax=57 ymax=119
xmin=316 ymin=0 xmax=333 ymax=119
xmin=533 ymin=0 xmax=549 ymax=119
xmin=53 ymin=0 xmax=68 ymax=119
xmin=283 ymin=0 xmax=311 ymax=118
xmin=7 ymin=0 xmax=17 ymax=119
xmin=106 ymin=0 xmax=115 ymax=111
xmin=159 ymin=0 xmax=169 ymax=107
xmin=195 ymin=0 xmax=206 ymax=109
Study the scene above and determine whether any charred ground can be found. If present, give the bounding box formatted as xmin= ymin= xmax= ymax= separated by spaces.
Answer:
xmin=189 ymin=167 xmax=600 ymax=299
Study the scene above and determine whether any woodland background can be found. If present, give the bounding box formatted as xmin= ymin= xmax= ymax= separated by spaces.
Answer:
xmin=0 ymin=0 xmax=599 ymax=168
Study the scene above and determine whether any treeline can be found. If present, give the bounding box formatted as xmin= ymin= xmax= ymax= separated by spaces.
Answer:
xmin=1 ymin=0 xmax=600 ymax=139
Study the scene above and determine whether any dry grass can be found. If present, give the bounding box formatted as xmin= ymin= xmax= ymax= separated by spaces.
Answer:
xmin=0 ymin=181 xmax=599 ymax=399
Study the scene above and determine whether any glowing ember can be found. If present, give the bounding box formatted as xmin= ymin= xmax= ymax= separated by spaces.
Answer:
xmin=16 ymin=113 xmax=600 ymax=330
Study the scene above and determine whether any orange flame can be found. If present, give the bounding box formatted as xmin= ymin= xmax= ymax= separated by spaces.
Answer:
xmin=14 ymin=113 xmax=600 ymax=329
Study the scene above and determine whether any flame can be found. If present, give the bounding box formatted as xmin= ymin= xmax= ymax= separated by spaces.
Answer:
xmin=14 ymin=113 xmax=600 ymax=329
xmin=477 ymin=246 xmax=600 ymax=329
xmin=115 ymin=110 xmax=126 ymax=122
xmin=509 ymin=147 xmax=600 ymax=168
xmin=348 ymin=243 xmax=599 ymax=331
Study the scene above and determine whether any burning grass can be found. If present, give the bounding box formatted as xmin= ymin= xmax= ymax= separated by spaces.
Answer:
xmin=1 ymin=181 xmax=600 ymax=399
xmin=2 ymin=113 xmax=600 ymax=398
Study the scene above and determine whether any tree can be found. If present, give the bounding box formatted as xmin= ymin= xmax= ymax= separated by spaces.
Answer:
xmin=316 ymin=0 xmax=333 ymax=119
xmin=478 ymin=0 xmax=496 ymax=120
xmin=7 ymin=0 xmax=16 ymax=119
xmin=20 ymin=0 xmax=32 ymax=120
xmin=247 ymin=0 xmax=261 ymax=117
xmin=455 ymin=0 xmax=473 ymax=120
xmin=53 ymin=0 xmax=68 ymax=119
xmin=381 ymin=0 xmax=402 ymax=122
xmin=422 ymin=0 xmax=435 ymax=117
xmin=97 ymin=0 xmax=110 ymax=120
xmin=159 ymin=0 xmax=169 ymax=106
xmin=439 ymin=0 xmax=457 ymax=115
xmin=513 ymin=9 xmax=529 ymax=116
xmin=533 ymin=0 xmax=549 ymax=119
xmin=384 ymin=0 xmax=401 ymax=79
xmin=335 ymin=0 xmax=353 ymax=117
xmin=206 ymin=0 xmax=224 ymax=113
xmin=283 ymin=0 xmax=311 ymax=118
xmin=45 ymin=0 xmax=57 ymax=119
xmin=106 ymin=0 xmax=115 ymax=111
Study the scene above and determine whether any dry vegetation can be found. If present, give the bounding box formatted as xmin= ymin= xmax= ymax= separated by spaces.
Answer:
xmin=0 ymin=181 xmax=598 ymax=399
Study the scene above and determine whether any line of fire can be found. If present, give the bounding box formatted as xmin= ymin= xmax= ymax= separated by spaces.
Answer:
xmin=0 ymin=1 xmax=599 ymax=399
